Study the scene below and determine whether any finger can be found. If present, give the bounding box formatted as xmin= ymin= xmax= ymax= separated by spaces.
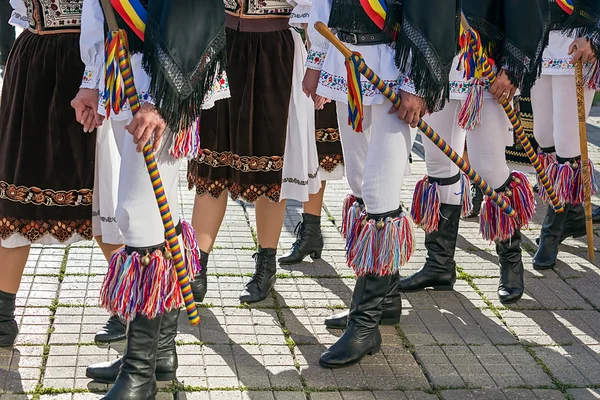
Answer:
xmin=509 ymin=87 xmax=518 ymax=101
xmin=94 ymin=113 xmax=105 ymax=128
xmin=569 ymin=42 xmax=577 ymax=55
xmin=152 ymin=125 xmax=166 ymax=152
xmin=136 ymin=125 xmax=154 ymax=152
xmin=302 ymin=86 xmax=310 ymax=98
xmin=83 ymin=109 xmax=95 ymax=133
xmin=125 ymin=120 xmax=138 ymax=136
xmin=388 ymin=104 xmax=399 ymax=114
xmin=410 ymin=114 xmax=420 ymax=128
xmin=397 ymin=105 xmax=409 ymax=122
xmin=581 ymin=52 xmax=592 ymax=64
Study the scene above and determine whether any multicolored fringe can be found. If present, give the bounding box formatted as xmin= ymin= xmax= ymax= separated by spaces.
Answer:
xmin=181 ymin=219 xmax=202 ymax=280
xmin=585 ymin=62 xmax=600 ymax=91
xmin=460 ymin=173 xmax=473 ymax=217
xmin=100 ymin=247 xmax=183 ymax=321
xmin=341 ymin=194 xmax=365 ymax=239
xmin=458 ymin=80 xmax=485 ymax=130
xmin=546 ymin=159 xmax=597 ymax=205
xmin=480 ymin=172 xmax=536 ymax=242
xmin=347 ymin=213 xmax=414 ymax=276
xmin=411 ymin=176 xmax=440 ymax=234
xmin=169 ymin=118 xmax=201 ymax=160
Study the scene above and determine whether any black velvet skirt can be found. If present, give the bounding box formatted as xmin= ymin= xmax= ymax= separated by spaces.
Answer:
xmin=0 ymin=30 xmax=95 ymax=244
xmin=188 ymin=28 xmax=294 ymax=203
xmin=315 ymin=101 xmax=344 ymax=174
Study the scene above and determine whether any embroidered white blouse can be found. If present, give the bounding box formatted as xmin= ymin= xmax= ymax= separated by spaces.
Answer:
xmin=305 ymin=0 xmax=416 ymax=106
xmin=541 ymin=31 xmax=593 ymax=76
xmin=9 ymin=0 xmax=27 ymax=29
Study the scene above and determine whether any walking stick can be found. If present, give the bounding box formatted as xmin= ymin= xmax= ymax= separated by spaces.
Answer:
xmin=575 ymin=61 xmax=595 ymax=261
xmin=459 ymin=14 xmax=565 ymax=214
xmin=100 ymin=0 xmax=200 ymax=325
xmin=314 ymin=21 xmax=517 ymax=218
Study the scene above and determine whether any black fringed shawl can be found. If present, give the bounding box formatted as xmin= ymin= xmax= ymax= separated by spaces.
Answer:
xmin=329 ymin=0 xmax=461 ymax=113
xmin=463 ymin=0 xmax=551 ymax=93
xmin=142 ymin=0 xmax=227 ymax=133
xmin=562 ymin=0 xmax=600 ymax=59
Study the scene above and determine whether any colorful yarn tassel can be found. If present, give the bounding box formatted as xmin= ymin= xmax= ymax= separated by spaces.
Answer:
xmin=100 ymin=247 xmax=183 ymax=321
xmin=555 ymin=162 xmax=575 ymax=204
xmin=538 ymin=152 xmax=557 ymax=204
xmin=181 ymin=219 xmax=202 ymax=279
xmin=457 ymin=25 xmax=495 ymax=130
xmin=460 ymin=172 xmax=473 ymax=217
xmin=347 ymin=213 xmax=414 ymax=276
xmin=104 ymin=30 xmax=127 ymax=118
xmin=169 ymin=118 xmax=201 ymax=160
xmin=346 ymin=53 xmax=365 ymax=133
xmin=548 ymin=159 xmax=598 ymax=205
xmin=479 ymin=172 xmax=535 ymax=242
xmin=411 ymin=176 xmax=441 ymax=233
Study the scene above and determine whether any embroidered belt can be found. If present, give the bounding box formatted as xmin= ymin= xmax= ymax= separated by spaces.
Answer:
xmin=337 ymin=30 xmax=391 ymax=46
xmin=225 ymin=13 xmax=290 ymax=32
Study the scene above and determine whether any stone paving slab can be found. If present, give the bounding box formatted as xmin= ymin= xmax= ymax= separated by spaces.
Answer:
xmin=6 ymin=118 xmax=600 ymax=398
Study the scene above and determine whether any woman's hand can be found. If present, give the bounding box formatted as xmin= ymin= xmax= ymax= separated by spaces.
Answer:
xmin=71 ymin=88 xmax=104 ymax=132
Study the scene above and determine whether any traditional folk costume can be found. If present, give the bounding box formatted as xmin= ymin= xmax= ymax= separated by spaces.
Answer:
xmin=400 ymin=0 xmax=549 ymax=305
xmin=187 ymin=0 xmax=319 ymax=304
xmin=307 ymin=0 xmax=460 ymax=368
xmin=0 ymin=0 xmax=95 ymax=347
xmin=532 ymin=0 xmax=599 ymax=270
xmin=279 ymin=0 xmax=346 ymax=265
xmin=80 ymin=1 xmax=227 ymax=398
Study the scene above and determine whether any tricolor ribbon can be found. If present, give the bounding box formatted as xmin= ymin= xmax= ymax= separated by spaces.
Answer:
xmin=557 ymin=0 xmax=574 ymax=15
xmin=110 ymin=0 xmax=147 ymax=40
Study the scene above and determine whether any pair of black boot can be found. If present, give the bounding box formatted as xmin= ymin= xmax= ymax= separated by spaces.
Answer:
xmin=399 ymin=203 xmax=524 ymax=305
xmin=533 ymin=204 xmax=586 ymax=270
xmin=87 ymin=309 xmax=180 ymax=387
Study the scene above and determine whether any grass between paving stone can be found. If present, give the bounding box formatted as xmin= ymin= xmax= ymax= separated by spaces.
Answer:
xmin=31 ymin=246 xmax=71 ymax=399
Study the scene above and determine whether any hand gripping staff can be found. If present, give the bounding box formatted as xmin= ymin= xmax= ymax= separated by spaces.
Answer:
xmin=575 ymin=61 xmax=595 ymax=261
xmin=459 ymin=14 xmax=565 ymax=214
xmin=313 ymin=21 xmax=517 ymax=218
xmin=99 ymin=0 xmax=200 ymax=325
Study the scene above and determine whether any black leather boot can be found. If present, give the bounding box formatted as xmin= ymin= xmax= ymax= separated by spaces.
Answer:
xmin=496 ymin=230 xmax=525 ymax=304
xmin=0 ymin=290 xmax=18 ymax=347
xmin=319 ymin=274 xmax=391 ymax=368
xmin=239 ymin=247 xmax=277 ymax=303
xmin=535 ymin=204 xmax=585 ymax=246
xmin=94 ymin=315 xmax=126 ymax=344
xmin=465 ymin=183 xmax=483 ymax=218
xmin=278 ymin=213 xmax=324 ymax=264
xmin=190 ymin=251 xmax=209 ymax=303
xmin=324 ymin=273 xmax=401 ymax=330
xmin=102 ymin=314 xmax=163 ymax=400
xmin=86 ymin=308 xmax=180 ymax=384
xmin=399 ymin=204 xmax=460 ymax=292
xmin=533 ymin=205 xmax=572 ymax=270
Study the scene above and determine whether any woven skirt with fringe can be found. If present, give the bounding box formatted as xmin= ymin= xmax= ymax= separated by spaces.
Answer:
xmin=0 ymin=30 xmax=95 ymax=247
xmin=315 ymin=101 xmax=344 ymax=181
xmin=188 ymin=28 xmax=294 ymax=203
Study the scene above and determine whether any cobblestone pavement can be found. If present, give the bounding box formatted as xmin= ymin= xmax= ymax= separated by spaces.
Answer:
xmin=2 ymin=114 xmax=600 ymax=400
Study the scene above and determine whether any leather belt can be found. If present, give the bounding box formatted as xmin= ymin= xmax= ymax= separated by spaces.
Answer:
xmin=337 ymin=30 xmax=391 ymax=46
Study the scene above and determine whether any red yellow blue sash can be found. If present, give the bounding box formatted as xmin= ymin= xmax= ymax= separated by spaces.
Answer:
xmin=557 ymin=0 xmax=574 ymax=15
xmin=110 ymin=0 xmax=147 ymax=40
xmin=359 ymin=0 xmax=401 ymax=33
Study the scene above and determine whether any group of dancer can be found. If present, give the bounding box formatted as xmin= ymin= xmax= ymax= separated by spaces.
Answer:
xmin=0 ymin=0 xmax=598 ymax=398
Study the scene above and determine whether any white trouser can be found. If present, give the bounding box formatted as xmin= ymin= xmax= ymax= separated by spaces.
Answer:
xmin=336 ymin=101 xmax=416 ymax=214
xmin=111 ymin=119 xmax=182 ymax=248
xmin=422 ymin=101 xmax=467 ymax=205
xmin=531 ymin=74 xmax=595 ymax=159
xmin=465 ymin=101 xmax=513 ymax=189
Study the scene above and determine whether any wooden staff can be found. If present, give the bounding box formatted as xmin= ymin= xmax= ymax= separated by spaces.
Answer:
xmin=574 ymin=61 xmax=595 ymax=261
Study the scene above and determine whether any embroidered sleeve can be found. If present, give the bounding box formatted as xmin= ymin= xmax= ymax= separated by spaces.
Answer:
xmin=306 ymin=0 xmax=332 ymax=70
xmin=79 ymin=0 xmax=105 ymax=89
xmin=9 ymin=0 xmax=28 ymax=29
xmin=397 ymin=75 xmax=419 ymax=96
